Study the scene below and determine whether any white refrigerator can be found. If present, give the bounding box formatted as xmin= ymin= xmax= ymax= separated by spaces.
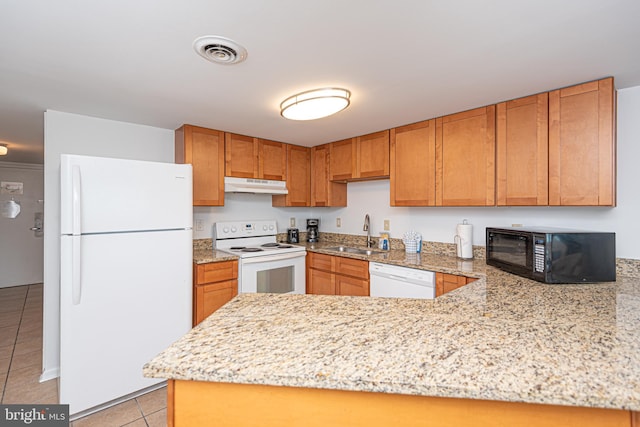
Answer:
xmin=59 ymin=154 xmax=193 ymax=418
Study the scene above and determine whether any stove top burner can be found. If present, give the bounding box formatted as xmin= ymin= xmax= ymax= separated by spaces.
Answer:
xmin=261 ymin=243 xmax=280 ymax=247
xmin=241 ymin=247 xmax=264 ymax=252
xmin=278 ymin=244 xmax=293 ymax=248
xmin=230 ymin=246 xmax=246 ymax=250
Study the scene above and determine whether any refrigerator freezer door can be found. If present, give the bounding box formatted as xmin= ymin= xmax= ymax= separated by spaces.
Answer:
xmin=61 ymin=154 xmax=192 ymax=235
xmin=60 ymin=229 xmax=192 ymax=417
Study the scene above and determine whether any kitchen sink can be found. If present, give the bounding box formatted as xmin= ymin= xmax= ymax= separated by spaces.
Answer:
xmin=324 ymin=246 xmax=383 ymax=256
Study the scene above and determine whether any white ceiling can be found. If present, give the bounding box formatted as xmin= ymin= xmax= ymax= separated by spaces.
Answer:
xmin=2 ymin=0 xmax=640 ymax=164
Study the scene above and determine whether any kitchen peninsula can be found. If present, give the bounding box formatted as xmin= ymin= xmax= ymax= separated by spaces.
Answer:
xmin=144 ymin=262 xmax=640 ymax=427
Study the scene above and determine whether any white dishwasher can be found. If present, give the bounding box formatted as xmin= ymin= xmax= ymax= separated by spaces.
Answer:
xmin=369 ymin=262 xmax=436 ymax=299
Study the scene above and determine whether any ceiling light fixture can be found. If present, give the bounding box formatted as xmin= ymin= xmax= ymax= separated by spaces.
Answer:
xmin=280 ymin=88 xmax=351 ymax=121
xmin=0 ymin=144 xmax=7 ymax=156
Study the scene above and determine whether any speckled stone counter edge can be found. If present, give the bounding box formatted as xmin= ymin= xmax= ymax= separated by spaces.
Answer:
xmin=193 ymin=235 xmax=640 ymax=278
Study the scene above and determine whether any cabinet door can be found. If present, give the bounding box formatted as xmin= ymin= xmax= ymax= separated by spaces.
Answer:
xmin=273 ymin=144 xmax=311 ymax=207
xmin=225 ymin=133 xmax=258 ymax=178
xmin=310 ymin=144 xmax=347 ymax=207
xmin=336 ymin=275 xmax=369 ymax=296
xmin=436 ymin=106 xmax=496 ymax=206
xmin=496 ymin=93 xmax=548 ymax=206
xmin=355 ymin=130 xmax=390 ymax=179
xmin=549 ymin=77 xmax=616 ymax=206
xmin=435 ymin=272 xmax=469 ymax=297
xmin=175 ymin=125 xmax=225 ymax=206
xmin=329 ymin=138 xmax=356 ymax=181
xmin=194 ymin=280 xmax=238 ymax=325
xmin=259 ymin=139 xmax=287 ymax=181
xmin=308 ymin=268 xmax=335 ymax=295
xmin=390 ymin=119 xmax=436 ymax=206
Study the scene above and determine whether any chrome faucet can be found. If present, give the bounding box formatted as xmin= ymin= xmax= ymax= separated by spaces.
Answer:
xmin=363 ymin=214 xmax=373 ymax=248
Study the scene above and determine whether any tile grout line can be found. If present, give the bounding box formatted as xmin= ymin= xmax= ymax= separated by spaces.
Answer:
xmin=133 ymin=398 xmax=150 ymax=427
xmin=0 ymin=285 xmax=29 ymax=403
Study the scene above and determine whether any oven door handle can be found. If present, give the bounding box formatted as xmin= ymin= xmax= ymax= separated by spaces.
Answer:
xmin=241 ymin=251 xmax=306 ymax=264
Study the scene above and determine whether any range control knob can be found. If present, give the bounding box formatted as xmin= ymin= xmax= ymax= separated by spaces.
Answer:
xmin=269 ymin=224 xmax=275 ymax=230
xmin=222 ymin=227 xmax=229 ymax=233
xmin=263 ymin=225 xmax=268 ymax=231
xmin=230 ymin=226 xmax=237 ymax=233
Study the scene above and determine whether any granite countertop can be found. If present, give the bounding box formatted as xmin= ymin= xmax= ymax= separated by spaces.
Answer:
xmin=193 ymin=249 xmax=238 ymax=264
xmin=144 ymin=264 xmax=640 ymax=411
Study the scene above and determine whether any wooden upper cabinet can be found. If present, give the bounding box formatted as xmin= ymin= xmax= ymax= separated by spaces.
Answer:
xmin=175 ymin=125 xmax=225 ymax=206
xmin=496 ymin=93 xmax=549 ymax=206
xmin=225 ymin=133 xmax=287 ymax=180
xmin=390 ymin=119 xmax=436 ymax=206
xmin=355 ymin=130 xmax=390 ymax=179
xmin=311 ymin=144 xmax=347 ymax=207
xmin=329 ymin=138 xmax=356 ymax=181
xmin=435 ymin=105 xmax=496 ymax=206
xmin=225 ymin=133 xmax=258 ymax=178
xmin=272 ymin=144 xmax=311 ymax=207
xmin=329 ymin=131 xmax=390 ymax=182
xmin=548 ymin=77 xmax=616 ymax=206
xmin=258 ymin=139 xmax=287 ymax=181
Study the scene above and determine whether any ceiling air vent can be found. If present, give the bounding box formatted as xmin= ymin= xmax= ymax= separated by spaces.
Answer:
xmin=193 ymin=36 xmax=248 ymax=65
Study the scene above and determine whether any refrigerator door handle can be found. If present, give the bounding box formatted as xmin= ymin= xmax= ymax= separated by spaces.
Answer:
xmin=72 ymin=165 xmax=82 ymax=236
xmin=72 ymin=236 xmax=82 ymax=305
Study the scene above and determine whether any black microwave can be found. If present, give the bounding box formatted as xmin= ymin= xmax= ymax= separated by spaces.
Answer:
xmin=486 ymin=227 xmax=616 ymax=283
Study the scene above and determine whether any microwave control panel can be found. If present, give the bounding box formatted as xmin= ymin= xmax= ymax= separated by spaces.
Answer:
xmin=533 ymin=235 xmax=545 ymax=273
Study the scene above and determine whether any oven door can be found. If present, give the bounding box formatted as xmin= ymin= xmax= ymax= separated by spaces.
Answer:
xmin=239 ymin=251 xmax=306 ymax=294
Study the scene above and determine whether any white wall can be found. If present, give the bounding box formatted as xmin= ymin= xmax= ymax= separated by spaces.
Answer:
xmin=194 ymin=85 xmax=640 ymax=260
xmin=42 ymin=110 xmax=174 ymax=381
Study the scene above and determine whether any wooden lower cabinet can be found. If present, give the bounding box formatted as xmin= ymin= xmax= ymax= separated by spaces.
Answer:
xmin=193 ymin=261 xmax=238 ymax=326
xmin=307 ymin=252 xmax=369 ymax=296
xmin=168 ymin=380 xmax=634 ymax=427
xmin=435 ymin=272 xmax=475 ymax=297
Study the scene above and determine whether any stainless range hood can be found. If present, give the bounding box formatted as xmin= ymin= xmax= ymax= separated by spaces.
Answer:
xmin=224 ymin=176 xmax=288 ymax=195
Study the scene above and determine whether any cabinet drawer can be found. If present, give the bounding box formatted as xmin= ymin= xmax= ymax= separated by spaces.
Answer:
xmin=335 ymin=257 xmax=369 ymax=280
xmin=195 ymin=261 xmax=238 ymax=285
xmin=308 ymin=252 xmax=334 ymax=272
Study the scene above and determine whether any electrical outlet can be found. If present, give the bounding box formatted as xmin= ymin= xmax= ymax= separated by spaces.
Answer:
xmin=384 ymin=219 xmax=390 ymax=231
xmin=195 ymin=219 xmax=204 ymax=232
xmin=336 ymin=217 xmax=341 ymax=228
xmin=290 ymin=217 xmax=296 ymax=227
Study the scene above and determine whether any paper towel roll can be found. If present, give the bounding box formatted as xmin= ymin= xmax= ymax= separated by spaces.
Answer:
xmin=455 ymin=220 xmax=473 ymax=259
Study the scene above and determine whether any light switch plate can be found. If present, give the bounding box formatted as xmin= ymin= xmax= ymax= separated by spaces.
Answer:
xmin=290 ymin=217 xmax=296 ymax=227
xmin=384 ymin=219 xmax=390 ymax=231
xmin=195 ymin=219 xmax=204 ymax=231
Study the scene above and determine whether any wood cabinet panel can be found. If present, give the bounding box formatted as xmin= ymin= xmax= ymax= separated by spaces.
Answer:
xmin=496 ymin=93 xmax=549 ymax=206
xmin=435 ymin=272 xmax=472 ymax=297
xmin=308 ymin=252 xmax=334 ymax=272
xmin=355 ymin=130 xmax=390 ymax=179
xmin=336 ymin=275 xmax=369 ymax=297
xmin=436 ymin=106 xmax=496 ymax=206
xmin=308 ymin=268 xmax=336 ymax=295
xmin=390 ymin=119 xmax=436 ymax=206
xmin=335 ymin=257 xmax=369 ymax=280
xmin=259 ymin=139 xmax=287 ymax=181
xmin=310 ymin=144 xmax=347 ymax=207
xmin=307 ymin=252 xmax=368 ymax=296
xmin=175 ymin=125 xmax=225 ymax=206
xmin=194 ymin=280 xmax=238 ymax=325
xmin=225 ymin=133 xmax=258 ymax=178
xmin=272 ymin=144 xmax=311 ymax=207
xmin=549 ymin=77 xmax=616 ymax=206
xmin=193 ymin=260 xmax=238 ymax=326
xmin=329 ymin=138 xmax=356 ymax=181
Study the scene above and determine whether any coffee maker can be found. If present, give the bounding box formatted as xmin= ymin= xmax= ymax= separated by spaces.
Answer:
xmin=306 ymin=218 xmax=319 ymax=243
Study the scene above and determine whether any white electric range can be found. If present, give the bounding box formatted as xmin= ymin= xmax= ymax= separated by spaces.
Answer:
xmin=213 ymin=220 xmax=306 ymax=294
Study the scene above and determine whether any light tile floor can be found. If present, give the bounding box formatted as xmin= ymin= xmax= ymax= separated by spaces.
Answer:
xmin=0 ymin=284 xmax=167 ymax=426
